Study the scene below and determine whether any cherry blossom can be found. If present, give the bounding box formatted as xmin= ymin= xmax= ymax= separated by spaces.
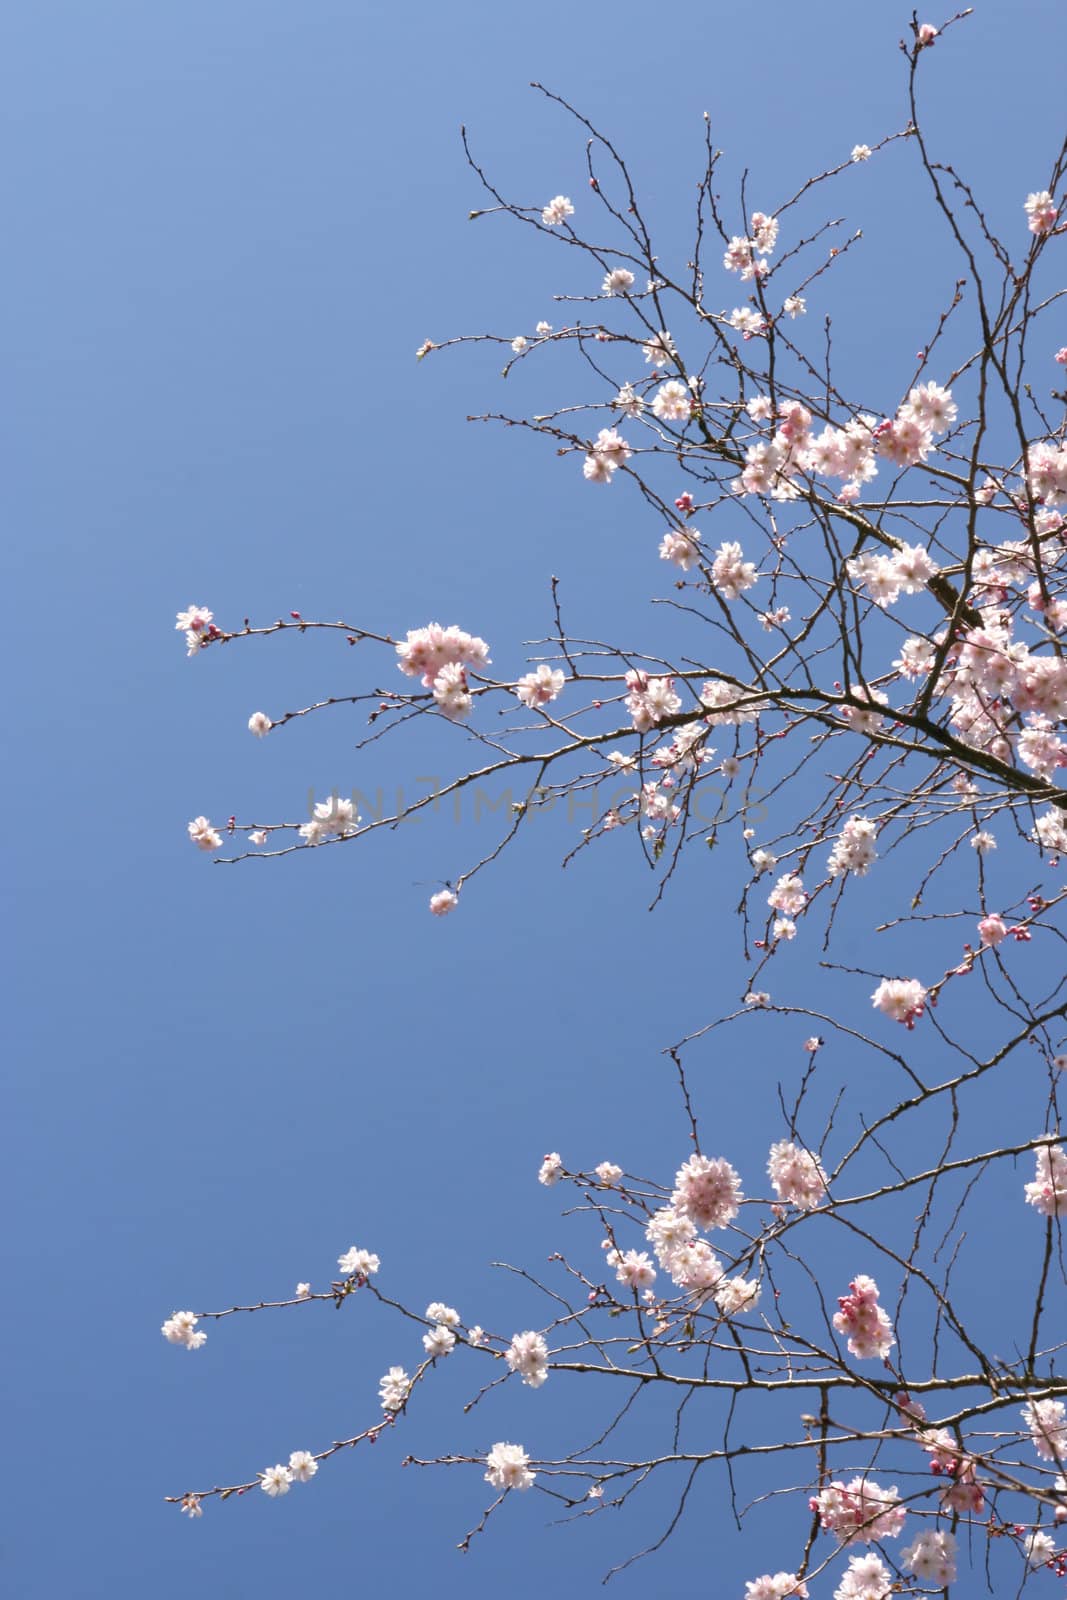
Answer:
xmin=1025 ymin=189 xmax=1058 ymax=236
xmin=541 ymin=195 xmax=574 ymax=226
xmin=187 ymin=816 xmax=222 ymax=852
xmin=161 ymin=1311 xmax=207 ymax=1351
xmin=827 ymin=816 xmax=878 ymax=877
xmin=505 ymin=1330 xmax=549 ymax=1387
xmin=378 ymin=1366 xmax=410 ymax=1412
xmin=744 ymin=1575 xmax=808 ymax=1599
xmin=832 ymin=1554 xmax=890 ymax=1600
xmin=767 ymin=1141 xmax=828 ymax=1209
xmin=900 ymin=1529 xmax=956 ymax=1585
xmin=338 ymin=1246 xmax=380 ymax=1278
xmin=711 ymin=540 xmax=758 ymax=598
xmin=811 ymin=1479 xmax=905 ymax=1544
xmin=485 ymin=1442 xmax=535 ymax=1491
xmin=288 ymin=1451 xmax=318 ymax=1483
xmin=651 ymin=379 xmax=691 ymax=422
xmin=602 ymin=266 xmax=635 ymax=295
xmin=871 ymin=977 xmax=927 ymax=1026
xmin=832 ymin=1275 xmax=895 ymax=1360
xmin=672 ymin=1153 xmax=743 ymax=1230
xmin=260 ymin=1464 xmax=292 ymax=1497
xmin=659 ymin=528 xmax=700 ymax=570
xmin=538 ymin=1152 xmax=563 ymax=1186
xmin=768 ymin=874 xmax=806 ymax=916
xmin=1024 ymin=1146 xmax=1067 ymax=1218
xmin=624 ymin=670 xmax=681 ymax=731
xmin=515 ymin=665 xmax=565 ymax=709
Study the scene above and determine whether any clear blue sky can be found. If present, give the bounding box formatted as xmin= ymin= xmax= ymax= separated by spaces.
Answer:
xmin=5 ymin=3 xmax=1065 ymax=1594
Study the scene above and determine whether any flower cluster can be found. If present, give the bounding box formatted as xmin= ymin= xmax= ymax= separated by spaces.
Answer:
xmin=768 ymin=874 xmax=806 ymax=917
xmin=832 ymin=1554 xmax=891 ymax=1600
xmin=711 ymin=540 xmax=759 ymax=598
xmin=485 ymin=1441 xmax=536 ymax=1491
xmin=337 ymin=1246 xmax=380 ymax=1280
xmin=723 ymin=209 xmax=779 ymax=282
xmin=541 ymin=195 xmax=573 ymax=227
xmin=767 ymin=1141 xmax=828 ymax=1209
xmin=827 ymin=816 xmax=878 ymax=877
xmin=505 ymin=1330 xmax=549 ymax=1387
xmin=396 ymin=624 xmax=492 ymax=722
xmin=871 ymin=977 xmax=927 ymax=1027
xmin=810 ymin=1478 xmax=906 ymax=1545
xmin=743 ymin=1576 xmax=807 ymax=1600
xmin=514 ymin=664 xmax=565 ymax=709
xmin=624 ymin=669 xmax=682 ymax=732
xmin=300 ymin=795 xmax=360 ymax=847
xmin=900 ymin=1529 xmax=957 ymax=1586
xmin=161 ymin=1311 xmax=207 ymax=1351
xmin=188 ymin=816 xmax=222 ymax=853
xmin=1023 ymin=1398 xmax=1067 ymax=1461
xmin=378 ymin=1366 xmax=410 ymax=1412
xmin=538 ymin=1151 xmax=563 ymax=1185
xmin=832 ymin=1274 xmax=895 ymax=1360
xmin=1025 ymin=189 xmax=1059 ymax=236
xmin=1029 ymin=441 xmax=1067 ymax=505
xmin=734 ymin=384 xmax=956 ymax=503
xmin=583 ymin=426 xmax=632 ymax=484
xmin=672 ymin=1153 xmax=743 ymax=1230
xmin=659 ymin=527 xmax=701 ymax=570
xmin=175 ymin=604 xmax=217 ymax=656
xmin=874 ymin=382 xmax=957 ymax=467
xmin=846 ymin=542 xmax=939 ymax=608
xmin=1024 ymin=1145 xmax=1067 ymax=1217
xmin=260 ymin=1451 xmax=319 ymax=1497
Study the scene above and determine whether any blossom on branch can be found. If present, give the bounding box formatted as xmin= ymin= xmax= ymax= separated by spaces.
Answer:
xmin=485 ymin=1442 xmax=535 ymax=1491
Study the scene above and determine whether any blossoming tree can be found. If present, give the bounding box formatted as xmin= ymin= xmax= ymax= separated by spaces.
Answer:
xmin=169 ymin=14 xmax=1067 ymax=1596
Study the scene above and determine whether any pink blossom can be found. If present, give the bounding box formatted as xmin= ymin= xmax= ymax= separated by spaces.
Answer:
xmin=833 ymin=1554 xmax=891 ymax=1600
xmin=432 ymin=662 xmax=473 ymax=719
xmin=711 ymin=540 xmax=758 ymax=598
xmin=505 ymin=1330 xmax=549 ymax=1387
xmin=768 ymin=1141 xmax=828 ymax=1209
xmin=583 ymin=427 xmax=632 ymax=484
xmin=541 ymin=195 xmax=574 ymax=227
xmin=538 ymin=1151 xmax=563 ymax=1185
xmin=745 ymin=1575 xmax=807 ymax=1599
xmin=1025 ymin=190 xmax=1058 ymax=236
xmin=1023 ymin=1399 xmax=1067 ymax=1460
xmin=901 ymin=1530 xmax=956 ymax=1586
xmin=625 ymin=669 xmax=681 ymax=732
xmin=651 ymin=380 xmax=691 ymax=422
xmin=429 ymin=888 xmax=458 ymax=916
xmin=810 ymin=1478 xmax=905 ymax=1545
xmin=659 ymin=528 xmax=700 ymax=571
xmin=768 ymin=874 xmax=806 ymax=916
xmin=672 ymin=1153 xmax=743 ymax=1230
xmin=612 ymin=1249 xmax=657 ymax=1291
xmin=832 ymin=1274 xmax=895 ymax=1360
xmin=977 ymin=913 xmax=1008 ymax=947
xmin=1024 ymin=1145 xmax=1067 ymax=1218
xmin=396 ymin=623 xmax=491 ymax=687
xmin=485 ymin=1441 xmax=535 ymax=1490
xmin=514 ymin=665 xmax=565 ymax=709
xmin=188 ymin=816 xmax=222 ymax=852
xmin=871 ymin=977 xmax=927 ymax=1026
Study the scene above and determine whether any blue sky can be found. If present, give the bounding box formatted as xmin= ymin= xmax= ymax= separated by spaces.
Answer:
xmin=5 ymin=2 xmax=1066 ymax=1595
